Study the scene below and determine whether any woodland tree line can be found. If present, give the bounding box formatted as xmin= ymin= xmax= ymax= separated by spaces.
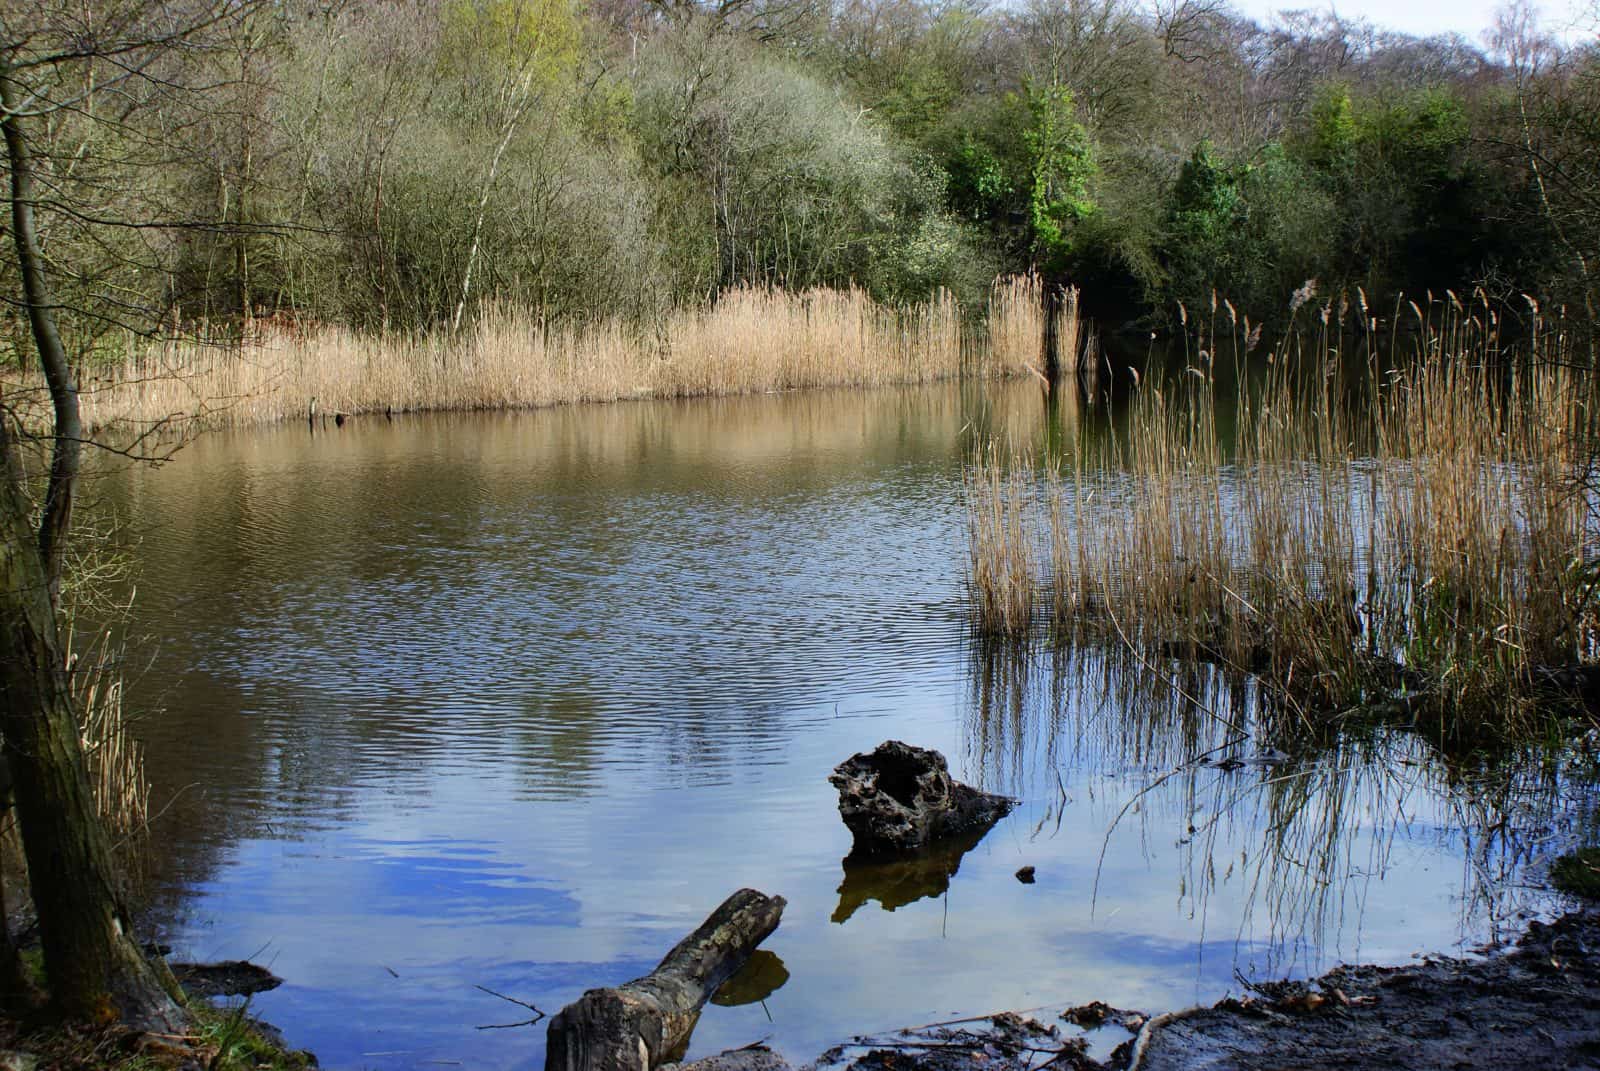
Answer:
xmin=0 ymin=0 xmax=1597 ymax=361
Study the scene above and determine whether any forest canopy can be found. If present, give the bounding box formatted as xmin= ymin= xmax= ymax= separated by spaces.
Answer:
xmin=2 ymin=0 xmax=1596 ymax=349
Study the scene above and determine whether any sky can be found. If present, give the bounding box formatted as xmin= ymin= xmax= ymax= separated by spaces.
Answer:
xmin=1228 ymin=0 xmax=1595 ymax=43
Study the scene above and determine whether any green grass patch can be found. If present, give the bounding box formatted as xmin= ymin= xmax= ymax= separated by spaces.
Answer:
xmin=0 ymin=1001 xmax=314 ymax=1071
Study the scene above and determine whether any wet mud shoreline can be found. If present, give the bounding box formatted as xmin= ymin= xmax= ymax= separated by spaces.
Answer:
xmin=679 ymin=907 xmax=1600 ymax=1071
xmin=1122 ymin=907 xmax=1600 ymax=1071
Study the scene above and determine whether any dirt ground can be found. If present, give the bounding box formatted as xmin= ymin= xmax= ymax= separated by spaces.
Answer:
xmin=684 ymin=908 xmax=1600 ymax=1071
xmin=1128 ymin=908 xmax=1600 ymax=1071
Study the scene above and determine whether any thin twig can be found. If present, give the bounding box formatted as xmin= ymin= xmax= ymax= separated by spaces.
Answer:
xmin=472 ymin=984 xmax=545 ymax=1030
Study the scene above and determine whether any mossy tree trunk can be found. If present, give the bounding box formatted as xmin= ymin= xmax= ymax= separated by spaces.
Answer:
xmin=0 ymin=63 xmax=189 ymax=1033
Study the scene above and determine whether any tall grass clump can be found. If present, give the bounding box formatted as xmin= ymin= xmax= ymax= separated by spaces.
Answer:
xmin=966 ymin=445 xmax=1036 ymax=637
xmin=2 ymin=623 xmax=154 ymax=874
xmin=1364 ymin=333 xmax=1598 ymax=723
xmin=1053 ymin=284 xmax=1082 ymax=379
xmin=965 ymin=291 xmax=1600 ymax=741
xmin=0 ymin=585 xmax=150 ymax=883
xmin=68 ymin=624 xmax=150 ymax=842
xmin=987 ymin=273 xmax=1080 ymax=381
xmin=34 ymin=285 xmax=965 ymax=433
xmin=60 ymin=537 xmax=151 ymax=843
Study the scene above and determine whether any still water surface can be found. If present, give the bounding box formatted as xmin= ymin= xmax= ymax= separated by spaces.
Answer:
xmin=103 ymin=381 xmax=1579 ymax=1069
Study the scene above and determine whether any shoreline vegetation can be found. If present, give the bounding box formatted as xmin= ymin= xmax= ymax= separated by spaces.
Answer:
xmin=1 ymin=276 xmax=1074 ymax=435
xmin=967 ymin=292 xmax=1600 ymax=743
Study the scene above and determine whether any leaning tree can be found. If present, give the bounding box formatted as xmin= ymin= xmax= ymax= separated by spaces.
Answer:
xmin=0 ymin=0 xmax=263 ymax=1030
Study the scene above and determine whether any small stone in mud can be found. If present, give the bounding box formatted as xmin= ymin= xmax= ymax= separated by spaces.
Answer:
xmin=662 ymin=1045 xmax=793 ymax=1071
xmin=990 ymin=1012 xmax=1058 ymax=1040
xmin=1015 ymin=866 xmax=1036 ymax=884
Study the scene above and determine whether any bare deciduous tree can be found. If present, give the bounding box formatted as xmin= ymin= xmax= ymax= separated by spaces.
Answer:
xmin=0 ymin=0 xmax=261 ymax=1031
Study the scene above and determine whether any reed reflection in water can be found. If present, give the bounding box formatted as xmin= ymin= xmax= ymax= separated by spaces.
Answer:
xmin=964 ymin=638 xmax=1596 ymax=979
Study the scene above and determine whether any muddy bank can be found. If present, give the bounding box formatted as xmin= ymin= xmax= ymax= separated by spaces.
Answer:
xmin=1128 ymin=908 xmax=1600 ymax=1071
xmin=682 ymin=908 xmax=1600 ymax=1071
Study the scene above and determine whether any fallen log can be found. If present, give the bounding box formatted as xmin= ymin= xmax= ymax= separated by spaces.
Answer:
xmin=545 ymin=888 xmax=786 ymax=1071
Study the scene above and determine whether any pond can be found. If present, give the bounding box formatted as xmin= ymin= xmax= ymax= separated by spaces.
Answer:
xmin=100 ymin=380 xmax=1587 ymax=1069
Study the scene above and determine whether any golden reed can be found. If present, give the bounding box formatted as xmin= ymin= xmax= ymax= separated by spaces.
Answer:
xmin=987 ymin=272 xmax=1080 ymax=383
xmin=967 ymin=292 xmax=1600 ymax=736
xmin=27 ymin=285 xmax=985 ymax=432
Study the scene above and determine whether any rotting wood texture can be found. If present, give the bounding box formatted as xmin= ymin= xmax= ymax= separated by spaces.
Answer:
xmin=546 ymin=888 xmax=786 ymax=1071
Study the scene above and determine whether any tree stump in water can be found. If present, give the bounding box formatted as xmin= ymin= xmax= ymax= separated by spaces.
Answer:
xmin=829 ymin=741 xmax=1015 ymax=856
xmin=545 ymin=888 xmax=786 ymax=1071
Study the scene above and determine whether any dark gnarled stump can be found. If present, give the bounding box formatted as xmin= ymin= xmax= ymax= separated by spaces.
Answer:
xmin=545 ymin=888 xmax=786 ymax=1071
xmin=829 ymin=740 xmax=1015 ymax=856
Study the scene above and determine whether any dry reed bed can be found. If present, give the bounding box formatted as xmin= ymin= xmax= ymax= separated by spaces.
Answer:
xmin=73 ymin=637 xmax=149 ymax=841
xmin=965 ymin=442 xmax=1036 ymax=637
xmin=46 ymin=613 xmax=151 ymax=844
xmin=967 ymin=297 xmax=1600 ymax=736
xmin=0 ymin=277 xmax=1080 ymax=432
xmin=987 ymin=272 xmax=1080 ymax=382
xmin=21 ymin=284 xmax=996 ymax=432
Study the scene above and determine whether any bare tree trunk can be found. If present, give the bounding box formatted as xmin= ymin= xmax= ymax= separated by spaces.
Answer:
xmin=0 ymin=63 xmax=189 ymax=1034
xmin=452 ymin=80 xmax=535 ymax=334
xmin=1497 ymin=1 xmax=1596 ymax=360
xmin=1516 ymin=91 xmax=1596 ymax=346
xmin=1 ymin=69 xmax=78 ymax=612
xmin=1042 ymin=282 xmax=1060 ymax=388
xmin=0 ymin=431 xmax=186 ymax=1030
xmin=237 ymin=138 xmax=252 ymax=329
